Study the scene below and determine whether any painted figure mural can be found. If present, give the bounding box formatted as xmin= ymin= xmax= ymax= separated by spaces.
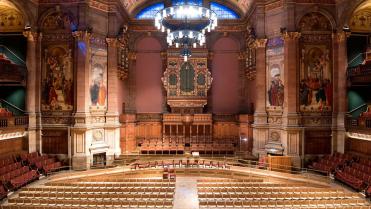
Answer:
xmin=266 ymin=37 xmax=284 ymax=109
xmin=268 ymin=65 xmax=284 ymax=107
xmin=42 ymin=45 xmax=73 ymax=111
xmin=90 ymin=64 xmax=106 ymax=106
xmin=300 ymin=45 xmax=332 ymax=112
xmin=90 ymin=49 xmax=107 ymax=109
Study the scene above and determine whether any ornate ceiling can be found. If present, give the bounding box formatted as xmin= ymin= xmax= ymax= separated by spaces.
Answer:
xmin=120 ymin=0 xmax=251 ymax=16
xmin=0 ymin=0 xmax=25 ymax=32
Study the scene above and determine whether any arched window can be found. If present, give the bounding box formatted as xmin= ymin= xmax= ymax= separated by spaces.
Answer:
xmin=135 ymin=1 xmax=239 ymax=20
xmin=172 ymin=0 xmax=202 ymax=6
xmin=210 ymin=2 xmax=239 ymax=19
xmin=136 ymin=2 xmax=164 ymax=19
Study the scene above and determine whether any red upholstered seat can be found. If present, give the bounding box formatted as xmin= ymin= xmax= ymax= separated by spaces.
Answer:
xmin=0 ymin=183 xmax=7 ymax=200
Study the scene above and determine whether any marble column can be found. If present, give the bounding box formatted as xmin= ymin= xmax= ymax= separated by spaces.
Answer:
xmin=23 ymin=31 xmax=41 ymax=153
xmin=332 ymin=32 xmax=348 ymax=154
xmin=105 ymin=38 xmax=121 ymax=160
xmin=252 ymin=39 xmax=269 ymax=157
xmin=71 ymin=30 xmax=91 ymax=170
xmin=282 ymin=32 xmax=303 ymax=167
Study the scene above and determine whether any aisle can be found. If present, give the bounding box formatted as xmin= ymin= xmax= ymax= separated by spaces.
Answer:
xmin=173 ymin=177 xmax=199 ymax=209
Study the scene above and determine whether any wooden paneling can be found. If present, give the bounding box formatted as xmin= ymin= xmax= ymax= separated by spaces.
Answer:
xmin=346 ymin=138 xmax=371 ymax=156
xmin=42 ymin=130 xmax=68 ymax=154
xmin=267 ymin=156 xmax=292 ymax=172
xmin=304 ymin=130 xmax=331 ymax=155
xmin=213 ymin=122 xmax=239 ymax=139
xmin=0 ymin=137 xmax=27 ymax=158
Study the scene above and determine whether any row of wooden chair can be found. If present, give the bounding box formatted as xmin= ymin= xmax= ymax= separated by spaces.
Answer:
xmin=18 ymin=192 xmax=174 ymax=199
xmin=197 ymin=186 xmax=349 ymax=193
xmin=198 ymin=199 xmax=370 ymax=208
xmin=44 ymin=182 xmax=176 ymax=188
xmin=5 ymin=199 xmax=173 ymax=208
xmin=198 ymin=192 xmax=357 ymax=200
xmin=197 ymin=182 xmax=310 ymax=188
xmin=22 ymin=187 xmax=175 ymax=193
xmin=46 ymin=178 xmax=175 ymax=184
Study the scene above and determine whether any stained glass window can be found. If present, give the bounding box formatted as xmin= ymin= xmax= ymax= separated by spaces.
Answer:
xmin=135 ymin=1 xmax=239 ymax=20
xmin=172 ymin=0 xmax=202 ymax=6
xmin=136 ymin=2 xmax=164 ymax=19
xmin=210 ymin=2 xmax=239 ymax=19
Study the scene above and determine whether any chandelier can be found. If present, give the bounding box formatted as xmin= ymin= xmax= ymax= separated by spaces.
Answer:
xmin=155 ymin=2 xmax=218 ymax=61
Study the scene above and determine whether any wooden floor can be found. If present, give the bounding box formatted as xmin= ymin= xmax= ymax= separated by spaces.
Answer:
xmin=0 ymin=165 xmax=370 ymax=209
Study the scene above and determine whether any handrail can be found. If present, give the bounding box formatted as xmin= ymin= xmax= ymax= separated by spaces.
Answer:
xmin=348 ymin=52 xmax=365 ymax=67
xmin=0 ymin=99 xmax=26 ymax=114
xmin=0 ymin=45 xmax=26 ymax=65
xmin=347 ymin=103 xmax=368 ymax=115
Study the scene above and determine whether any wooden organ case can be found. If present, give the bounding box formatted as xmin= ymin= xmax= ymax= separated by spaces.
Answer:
xmin=159 ymin=52 xmax=216 ymax=154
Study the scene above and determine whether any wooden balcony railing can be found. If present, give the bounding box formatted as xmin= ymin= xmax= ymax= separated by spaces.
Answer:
xmin=0 ymin=116 xmax=29 ymax=128
xmin=345 ymin=115 xmax=371 ymax=132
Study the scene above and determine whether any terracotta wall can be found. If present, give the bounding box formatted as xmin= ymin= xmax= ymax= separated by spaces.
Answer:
xmin=211 ymin=37 xmax=241 ymax=114
xmin=135 ymin=37 xmax=164 ymax=113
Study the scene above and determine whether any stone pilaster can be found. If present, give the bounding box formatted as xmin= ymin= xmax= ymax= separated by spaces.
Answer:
xmin=23 ymin=31 xmax=41 ymax=153
xmin=282 ymin=32 xmax=301 ymax=126
xmin=332 ymin=32 xmax=349 ymax=154
xmin=71 ymin=30 xmax=91 ymax=170
xmin=252 ymin=38 xmax=269 ymax=157
xmin=161 ymin=51 xmax=168 ymax=112
xmin=282 ymin=32 xmax=303 ymax=167
xmin=105 ymin=37 xmax=121 ymax=159
xmin=126 ymin=51 xmax=137 ymax=113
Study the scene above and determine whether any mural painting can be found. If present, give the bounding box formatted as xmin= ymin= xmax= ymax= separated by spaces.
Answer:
xmin=42 ymin=45 xmax=73 ymax=111
xmin=41 ymin=10 xmax=77 ymax=32
xmin=90 ymin=48 xmax=107 ymax=110
xmin=266 ymin=37 xmax=284 ymax=111
xmin=300 ymin=44 xmax=332 ymax=112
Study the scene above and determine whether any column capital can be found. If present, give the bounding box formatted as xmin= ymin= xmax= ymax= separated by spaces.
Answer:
xmin=282 ymin=32 xmax=301 ymax=41
xmin=128 ymin=52 xmax=137 ymax=60
xmin=208 ymin=52 xmax=214 ymax=60
xmin=160 ymin=51 xmax=167 ymax=60
xmin=106 ymin=37 xmax=119 ymax=47
xmin=332 ymin=31 xmax=351 ymax=43
xmin=72 ymin=30 xmax=91 ymax=42
xmin=238 ymin=52 xmax=246 ymax=60
xmin=23 ymin=31 xmax=39 ymax=42
xmin=253 ymin=38 xmax=267 ymax=49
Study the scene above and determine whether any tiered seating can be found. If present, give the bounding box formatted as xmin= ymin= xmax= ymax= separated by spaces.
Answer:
xmin=20 ymin=152 xmax=63 ymax=175
xmin=4 ymin=178 xmax=175 ymax=208
xmin=366 ymin=185 xmax=371 ymax=199
xmin=197 ymin=179 xmax=371 ymax=208
xmin=335 ymin=167 xmax=365 ymax=191
xmin=140 ymin=138 xmax=185 ymax=154
xmin=309 ymin=152 xmax=352 ymax=174
xmin=140 ymin=138 xmax=236 ymax=155
xmin=0 ymin=156 xmax=39 ymax=191
xmin=335 ymin=157 xmax=371 ymax=192
xmin=0 ymin=108 xmax=12 ymax=117
xmin=130 ymin=159 xmax=231 ymax=170
xmin=0 ymin=183 xmax=7 ymax=200
xmin=9 ymin=166 xmax=39 ymax=189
